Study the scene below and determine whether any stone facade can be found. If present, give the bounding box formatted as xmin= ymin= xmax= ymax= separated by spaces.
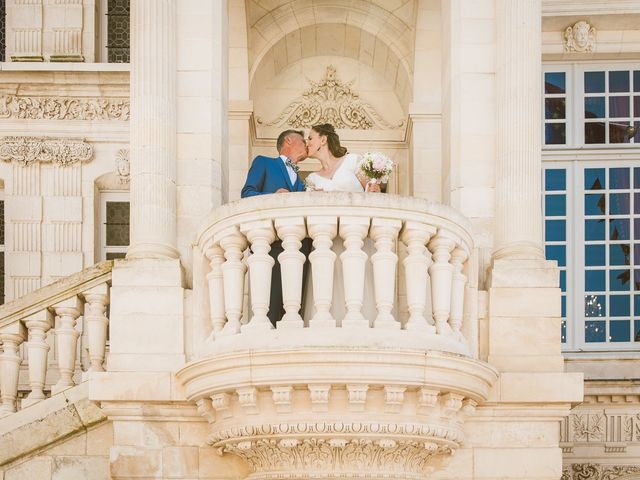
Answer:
xmin=0 ymin=0 xmax=636 ymax=479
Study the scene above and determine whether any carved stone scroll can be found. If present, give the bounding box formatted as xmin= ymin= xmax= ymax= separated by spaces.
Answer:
xmin=0 ymin=137 xmax=94 ymax=166
xmin=260 ymin=65 xmax=403 ymax=130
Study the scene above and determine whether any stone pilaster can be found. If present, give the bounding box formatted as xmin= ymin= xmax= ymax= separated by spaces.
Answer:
xmin=494 ymin=0 xmax=543 ymax=260
xmin=127 ymin=0 xmax=179 ymax=260
xmin=6 ymin=0 xmax=44 ymax=62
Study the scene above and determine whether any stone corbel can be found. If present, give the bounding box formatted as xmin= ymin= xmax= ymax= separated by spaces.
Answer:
xmin=0 ymin=136 xmax=94 ymax=166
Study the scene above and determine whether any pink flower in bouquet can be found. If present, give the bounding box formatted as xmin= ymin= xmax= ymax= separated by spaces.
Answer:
xmin=358 ymin=151 xmax=394 ymax=184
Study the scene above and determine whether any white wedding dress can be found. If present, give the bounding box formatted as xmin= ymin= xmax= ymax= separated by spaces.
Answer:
xmin=303 ymin=154 xmax=378 ymax=324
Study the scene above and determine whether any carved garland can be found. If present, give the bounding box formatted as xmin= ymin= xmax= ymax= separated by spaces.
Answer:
xmin=0 ymin=136 xmax=94 ymax=166
xmin=0 ymin=95 xmax=130 ymax=121
xmin=562 ymin=464 xmax=640 ymax=480
xmin=259 ymin=65 xmax=403 ymax=130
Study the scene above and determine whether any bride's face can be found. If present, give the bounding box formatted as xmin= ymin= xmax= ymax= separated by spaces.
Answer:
xmin=306 ymin=129 xmax=325 ymax=156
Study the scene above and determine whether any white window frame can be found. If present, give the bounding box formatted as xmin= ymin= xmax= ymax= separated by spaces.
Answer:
xmin=99 ymin=191 xmax=129 ymax=261
xmin=543 ymin=61 xmax=640 ymax=149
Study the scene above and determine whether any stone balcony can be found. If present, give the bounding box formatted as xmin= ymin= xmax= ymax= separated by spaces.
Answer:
xmin=177 ymin=193 xmax=498 ymax=479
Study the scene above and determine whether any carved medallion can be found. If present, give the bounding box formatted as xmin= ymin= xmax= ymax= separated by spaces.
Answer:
xmin=0 ymin=136 xmax=93 ymax=166
xmin=0 ymin=95 xmax=130 ymax=121
xmin=564 ymin=21 xmax=596 ymax=53
xmin=259 ymin=65 xmax=403 ymax=130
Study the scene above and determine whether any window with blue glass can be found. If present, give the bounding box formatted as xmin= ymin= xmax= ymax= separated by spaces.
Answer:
xmin=544 ymin=168 xmax=568 ymax=343
xmin=544 ymin=72 xmax=567 ymax=145
xmin=582 ymin=166 xmax=640 ymax=345
xmin=584 ymin=69 xmax=640 ymax=145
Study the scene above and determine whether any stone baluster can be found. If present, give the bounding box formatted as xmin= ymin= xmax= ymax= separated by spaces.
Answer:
xmin=217 ymin=227 xmax=248 ymax=336
xmin=449 ymin=247 xmax=469 ymax=341
xmin=307 ymin=216 xmax=338 ymax=328
xmin=52 ymin=297 xmax=83 ymax=393
xmin=274 ymin=218 xmax=307 ymax=329
xmin=428 ymin=231 xmax=457 ymax=335
xmin=370 ymin=219 xmax=402 ymax=329
xmin=240 ymin=220 xmax=276 ymax=331
xmin=0 ymin=323 xmax=27 ymax=416
xmin=339 ymin=217 xmax=370 ymax=328
xmin=205 ymin=245 xmax=226 ymax=336
xmin=82 ymin=284 xmax=110 ymax=372
xmin=401 ymin=222 xmax=437 ymax=332
xmin=23 ymin=310 xmax=54 ymax=407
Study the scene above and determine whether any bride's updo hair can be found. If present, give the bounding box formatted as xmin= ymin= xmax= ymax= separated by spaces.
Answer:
xmin=312 ymin=123 xmax=347 ymax=158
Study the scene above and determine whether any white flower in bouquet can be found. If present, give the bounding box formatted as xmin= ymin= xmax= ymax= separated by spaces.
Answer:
xmin=304 ymin=177 xmax=317 ymax=191
xmin=358 ymin=151 xmax=394 ymax=184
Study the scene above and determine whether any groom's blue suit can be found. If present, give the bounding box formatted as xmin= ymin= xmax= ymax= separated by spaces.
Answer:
xmin=241 ymin=156 xmax=305 ymax=197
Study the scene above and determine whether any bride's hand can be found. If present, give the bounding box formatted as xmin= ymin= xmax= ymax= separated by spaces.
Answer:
xmin=366 ymin=183 xmax=381 ymax=193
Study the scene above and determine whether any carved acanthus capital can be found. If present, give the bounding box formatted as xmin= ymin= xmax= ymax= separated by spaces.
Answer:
xmin=0 ymin=95 xmax=130 ymax=121
xmin=222 ymin=437 xmax=451 ymax=479
xmin=0 ymin=136 xmax=93 ymax=166
xmin=564 ymin=21 xmax=596 ymax=53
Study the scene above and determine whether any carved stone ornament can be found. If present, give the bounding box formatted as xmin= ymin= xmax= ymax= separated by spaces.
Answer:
xmin=561 ymin=409 xmax=639 ymax=444
xmin=564 ymin=21 xmax=596 ymax=53
xmin=0 ymin=136 xmax=94 ymax=166
xmin=562 ymin=463 xmax=640 ymax=480
xmin=115 ymin=148 xmax=130 ymax=183
xmin=259 ymin=65 xmax=403 ymax=130
xmin=0 ymin=95 xmax=130 ymax=121
xmin=221 ymin=437 xmax=450 ymax=479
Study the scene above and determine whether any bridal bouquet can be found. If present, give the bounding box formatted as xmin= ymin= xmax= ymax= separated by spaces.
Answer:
xmin=358 ymin=151 xmax=394 ymax=185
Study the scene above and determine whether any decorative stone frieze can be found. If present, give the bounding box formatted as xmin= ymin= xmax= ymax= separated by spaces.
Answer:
xmin=0 ymin=95 xmax=130 ymax=121
xmin=259 ymin=65 xmax=403 ymax=130
xmin=563 ymin=20 xmax=596 ymax=53
xmin=561 ymin=408 xmax=640 ymax=448
xmin=0 ymin=136 xmax=93 ymax=166
xmin=562 ymin=464 xmax=640 ymax=480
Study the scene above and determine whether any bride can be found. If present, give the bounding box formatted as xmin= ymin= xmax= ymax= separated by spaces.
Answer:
xmin=302 ymin=123 xmax=381 ymax=324
xmin=305 ymin=124 xmax=381 ymax=193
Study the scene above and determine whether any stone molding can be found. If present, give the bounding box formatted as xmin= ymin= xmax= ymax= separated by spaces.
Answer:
xmin=258 ymin=65 xmax=403 ymax=130
xmin=0 ymin=136 xmax=93 ymax=166
xmin=0 ymin=95 xmax=130 ymax=121
xmin=562 ymin=464 xmax=640 ymax=480
xmin=563 ymin=20 xmax=596 ymax=52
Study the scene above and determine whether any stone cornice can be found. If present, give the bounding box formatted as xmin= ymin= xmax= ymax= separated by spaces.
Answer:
xmin=0 ymin=136 xmax=94 ymax=166
xmin=0 ymin=95 xmax=130 ymax=121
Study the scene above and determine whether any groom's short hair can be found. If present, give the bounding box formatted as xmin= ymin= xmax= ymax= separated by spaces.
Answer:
xmin=276 ymin=129 xmax=304 ymax=153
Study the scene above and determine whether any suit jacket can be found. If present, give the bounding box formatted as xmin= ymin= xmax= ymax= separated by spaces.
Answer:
xmin=241 ymin=155 xmax=305 ymax=197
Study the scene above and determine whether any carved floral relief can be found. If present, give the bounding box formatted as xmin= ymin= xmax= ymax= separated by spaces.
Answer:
xmin=562 ymin=464 xmax=640 ymax=480
xmin=0 ymin=95 xmax=130 ymax=121
xmin=0 ymin=136 xmax=93 ymax=166
xmin=258 ymin=65 xmax=403 ymax=130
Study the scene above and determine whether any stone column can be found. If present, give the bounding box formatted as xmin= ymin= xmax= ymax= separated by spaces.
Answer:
xmin=127 ymin=0 xmax=179 ymax=260
xmin=493 ymin=0 xmax=543 ymax=260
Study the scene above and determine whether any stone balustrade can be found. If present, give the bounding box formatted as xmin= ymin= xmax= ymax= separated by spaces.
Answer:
xmin=180 ymin=193 xmax=497 ymax=479
xmin=0 ymin=261 xmax=112 ymax=416
xmin=194 ymin=192 xmax=477 ymax=354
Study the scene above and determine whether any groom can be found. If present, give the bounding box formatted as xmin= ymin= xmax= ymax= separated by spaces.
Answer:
xmin=241 ymin=129 xmax=310 ymax=327
xmin=241 ymin=129 xmax=308 ymax=197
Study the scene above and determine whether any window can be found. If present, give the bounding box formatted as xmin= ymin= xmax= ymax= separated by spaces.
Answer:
xmin=100 ymin=0 xmax=130 ymax=63
xmin=544 ymin=162 xmax=640 ymax=350
xmin=543 ymin=64 xmax=640 ymax=147
xmin=100 ymin=192 xmax=129 ymax=260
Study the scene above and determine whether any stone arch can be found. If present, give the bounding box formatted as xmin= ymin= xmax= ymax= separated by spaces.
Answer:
xmin=246 ymin=0 xmax=417 ymax=108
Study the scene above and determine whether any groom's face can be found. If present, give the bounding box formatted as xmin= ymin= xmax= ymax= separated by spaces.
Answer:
xmin=286 ymin=134 xmax=308 ymax=163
